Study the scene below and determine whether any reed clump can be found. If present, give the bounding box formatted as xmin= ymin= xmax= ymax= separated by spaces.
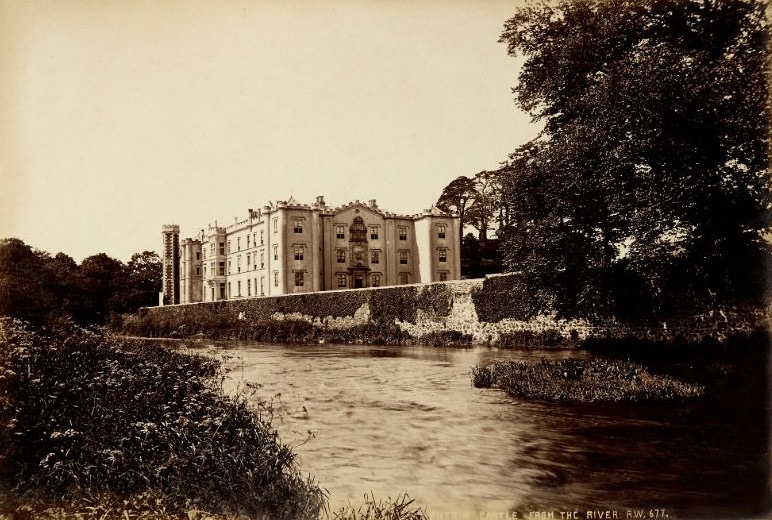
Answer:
xmin=472 ymin=358 xmax=704 ymax=402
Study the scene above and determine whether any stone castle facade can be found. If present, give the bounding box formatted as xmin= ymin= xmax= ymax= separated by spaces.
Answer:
xmin=161 ymin=195 xmax=460 ymax=305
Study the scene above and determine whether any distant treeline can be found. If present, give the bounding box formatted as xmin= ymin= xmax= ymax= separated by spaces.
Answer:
xmin=0 ymin=238 xmax=161 ymax=327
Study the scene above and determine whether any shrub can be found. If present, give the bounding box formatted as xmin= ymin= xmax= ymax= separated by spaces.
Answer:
xmin=471 ymin=273 xmax=542 ymax=322
xmin=471 ymin=365 xmax=493 ymax=388
xmin=418 ymin=330 xmax=473 ymax=347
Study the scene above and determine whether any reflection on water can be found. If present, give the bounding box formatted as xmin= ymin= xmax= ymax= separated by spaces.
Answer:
xmin=215 ymin=343 xmax=768 ymax=519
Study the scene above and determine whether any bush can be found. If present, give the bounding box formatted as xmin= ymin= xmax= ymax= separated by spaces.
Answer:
xmin=0 ymin=318 xmax=325 ymax=519
xmin=418 ymin=330 xmax=473 ymax=347
xmin=330 ymin=493 xmax=428 ymax=520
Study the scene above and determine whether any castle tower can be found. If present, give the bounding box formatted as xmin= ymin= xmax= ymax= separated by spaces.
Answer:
xmin=161 ymin=224 xmax=180 ymax=305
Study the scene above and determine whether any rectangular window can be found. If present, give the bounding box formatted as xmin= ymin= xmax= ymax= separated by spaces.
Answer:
xmin=439 ymin=249 xmax=447 ymax=263
xmin=337 ymin=274 xmax=347 ymax=288
xmin=196 ymin=266 xmax=201 ymax=277
xmin=260 ymin=277 xmax=265 ymax=295
xmin=399 ymin=226 xmax=407 ymax=240
xmin=372 ymin=274 xmax=381 ymax=287
xmin=439 ymin=271 xmax=448 ymax=282
xmin=337 ymin=249 xmax=346 ymax=263
xmin=399 ymin=273 xmax=409 ymax=285
xmin=273 ymin=218 xmax=278 ymax=233
xmin=219 ymin=242 xmax=225 ymax=255
xmin=370 ymin=226 xmax=379 ymax=240
xmin=274 ymin=271 xmax=279 ymax=287
xmin=211 ymin=243 xmax=215 ymax=256
xmin=237 ymin=256 xmax=242 ymax=273
xmin=228 ymin=259 xmax=232 ymax=274
xmin=260 ymin=253 xmax=265 ymax=269
xmin=294 ymin=246 xmax=304 ymax=261
xmin=203 ymin=249 xmax=206 ymax=260
xmin=399 ymin=251 xmax=408 ymax=264
xmin=260 ymin=231 xmax=264 ymax=245
xmin=273 ymin=245 xmax=278 ymax=261
xmin=246 ymin=254 xmax=251 ymax=269
xmin=247 ymin=279 xmax=251 ymax=296
xmin=247 ymin=235 xmax=251 ymax=248
xmin=227 ymin=240 xmax=231 ymax=254
xmin=371 ymin=250 xmax=380 ymax=264
xmin=293 ymin=219 xmax=303 ymax=233
xmin=228 ymin=282 xmax=231 ymax=298
xmin=237 ymin=237 xmax=241 ymax=251
xmin=237 ymin=280 xmax=241 ymax=297
xmin=218 ymin=262 xmax=225 ymax=276
xmin=295 ymin=271 xmax=304 ymax=286
xmin=196 ymin=252 xmax=201 ymax=260
xmin=438 ymin=224 xmax=446 ymax=239
xmin=336 ymin=225 xmax=345 ymax=239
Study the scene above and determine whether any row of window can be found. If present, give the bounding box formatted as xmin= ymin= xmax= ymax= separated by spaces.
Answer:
xmin=219 ymin=268 xmax=450 ymax=298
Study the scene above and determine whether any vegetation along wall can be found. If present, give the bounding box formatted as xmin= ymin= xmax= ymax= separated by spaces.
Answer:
xmin=125 ymin=274 xmax=770 ymax=346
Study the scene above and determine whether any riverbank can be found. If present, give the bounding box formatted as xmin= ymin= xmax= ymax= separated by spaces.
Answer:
xmin=0 ymin=319 xmax=428 ymax=520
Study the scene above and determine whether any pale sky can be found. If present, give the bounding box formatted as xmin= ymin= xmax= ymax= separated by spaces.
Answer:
xmin=0 ymin=0 xmax=538 ymax=263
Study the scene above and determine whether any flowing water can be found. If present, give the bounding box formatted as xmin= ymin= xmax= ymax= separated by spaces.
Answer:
xmin=212 ymin=342 xmax=768 ymax=519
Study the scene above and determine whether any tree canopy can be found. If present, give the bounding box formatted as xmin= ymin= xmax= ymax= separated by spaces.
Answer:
xmin=498 ymin=0 xmax=770 ymax=319
xmin=0 ymin=238 xmax=161 ymax=326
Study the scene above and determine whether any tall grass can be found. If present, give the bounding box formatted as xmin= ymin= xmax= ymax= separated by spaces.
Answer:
xmin=0 ymin=318 xmax=326 ymax=519
xmin=472 ymin=358 xmax=704 ymax=402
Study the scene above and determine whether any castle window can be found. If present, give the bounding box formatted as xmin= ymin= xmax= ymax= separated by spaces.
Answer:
xmin=399 ymin=251 xmax=408 ymax=265
xmin=439 ymin=271 xmax=448 ymax=282
xmin=372 ymin=274 xmax=381 ymax=287
xmin=371 ymin=250 xmax=380 ymax=264
xmin=337 ymin=274 xmax=347 ymax=288
xmin=246 ymin=254 xmax=251 ymax=268
xmin=293 ymin=219 xmax=304 ymax=233
xmin=248 ymin=279 xmax=251 ymax=296
xmin=237 ymin=256 xmax=242 ymax=272
xmin=228 ymin=260 xmax=232 ymax=274
xmin=219 ymin=242 xmax=225 ymax=255
xmin=399 ymin=226 xmax=407 ymax=240
xmin=273 ymin=218 xmax=278 ymax=233
xmin=247 ymin=235 xmax=251 ymax=248
xmin=196 ymin=266 xmax=201 ymax=277
xmin=273 ymin=245 xmax=278 ymax=261
xmin=227 ymin=240 xmax=231 ymax=254
xmin=218 ymin=262 xmax=225 ymax=276
xmin=237 ymin=237 xmax=241 ymax=251
xmin=294 ymin=246 xmax=304 ymax=261
xmin=370 ymin=226 xmax=379 ymax=240
xmin=399 ymin=273 xmax=409 ymax=285
xmin=274 ymin=271 xmax=279 ymax=287
xmin=196 ymin=252 xmax=201 ymax=260
xmin=237 ymin=281 xmax=241 ymax=297
xmin=438 ymin=224 xmax=446 ymax=239
xmin=260 ymin=253 xmax=264 ymax=269
xmin=228 ymin=282 xmax=231 ymax=298
xmin=336 ymin=225 xmax=345 ymax=239
xmin=337 ymin=249 xmax=346 ymax=263
xmin=439 ymin=249 xmax=447 ymax=263
xmin=295 ymin=271 xmax=304 ymax=286
xmin=260 ymin=277 xmax=264 ymax=295
xmin=260 ymin=231 xmax=264 ymax=245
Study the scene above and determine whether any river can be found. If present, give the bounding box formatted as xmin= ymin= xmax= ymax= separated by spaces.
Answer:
xmin=212 ymin=342 xmax=768 ymax=519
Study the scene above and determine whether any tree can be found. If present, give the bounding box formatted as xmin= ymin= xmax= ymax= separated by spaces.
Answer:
xmin=0 ymin=238 xmax=51 ymax=323
xmin=119 ymin=251 xmax=162 ymax=312
xmin=436 ymin=176 xmax=478 ymax=239
xmin=499 ymin=0 xmax=771 ymax=319
xmin=466 ymin=170 xmax=504 ymax=242
xmin=80 ymin=253 xmax=126 ymax=325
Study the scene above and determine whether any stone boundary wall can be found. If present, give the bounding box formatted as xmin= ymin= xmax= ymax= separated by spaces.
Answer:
xmin=134 ymin=274 xmax=770 ymax=344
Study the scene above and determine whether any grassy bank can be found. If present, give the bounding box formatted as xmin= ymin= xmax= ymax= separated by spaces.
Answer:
xmin=472 ymin=358 xmax=705 ymax=402
xmin=0 ymin=318 xmax=429 ymax=519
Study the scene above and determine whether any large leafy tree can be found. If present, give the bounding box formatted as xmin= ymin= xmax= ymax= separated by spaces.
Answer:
xmin=436 ymin=175 xmax=479 ymax=238
xmin=499 ymin=0 xmax=770 ymax=319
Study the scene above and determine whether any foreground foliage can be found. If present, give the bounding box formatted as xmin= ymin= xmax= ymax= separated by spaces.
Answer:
xmin=0 ymin=318 xmax=325 ymax=519
xmin=330 ymin=493 xmax=428 ymax=520
xmin=472 ymin=358 xmax=704 ymax=402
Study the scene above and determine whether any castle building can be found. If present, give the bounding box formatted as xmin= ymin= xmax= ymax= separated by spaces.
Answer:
xmin=161 ymin=196 xmax=461 ymax=305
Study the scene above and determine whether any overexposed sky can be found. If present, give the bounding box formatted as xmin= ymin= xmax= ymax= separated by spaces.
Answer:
xmin=0 ymin=0 xmax=538 ymax=263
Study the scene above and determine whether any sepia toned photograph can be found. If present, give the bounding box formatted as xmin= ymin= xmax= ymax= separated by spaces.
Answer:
xmin=0 ymin=1 xmax=769 ymax=519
